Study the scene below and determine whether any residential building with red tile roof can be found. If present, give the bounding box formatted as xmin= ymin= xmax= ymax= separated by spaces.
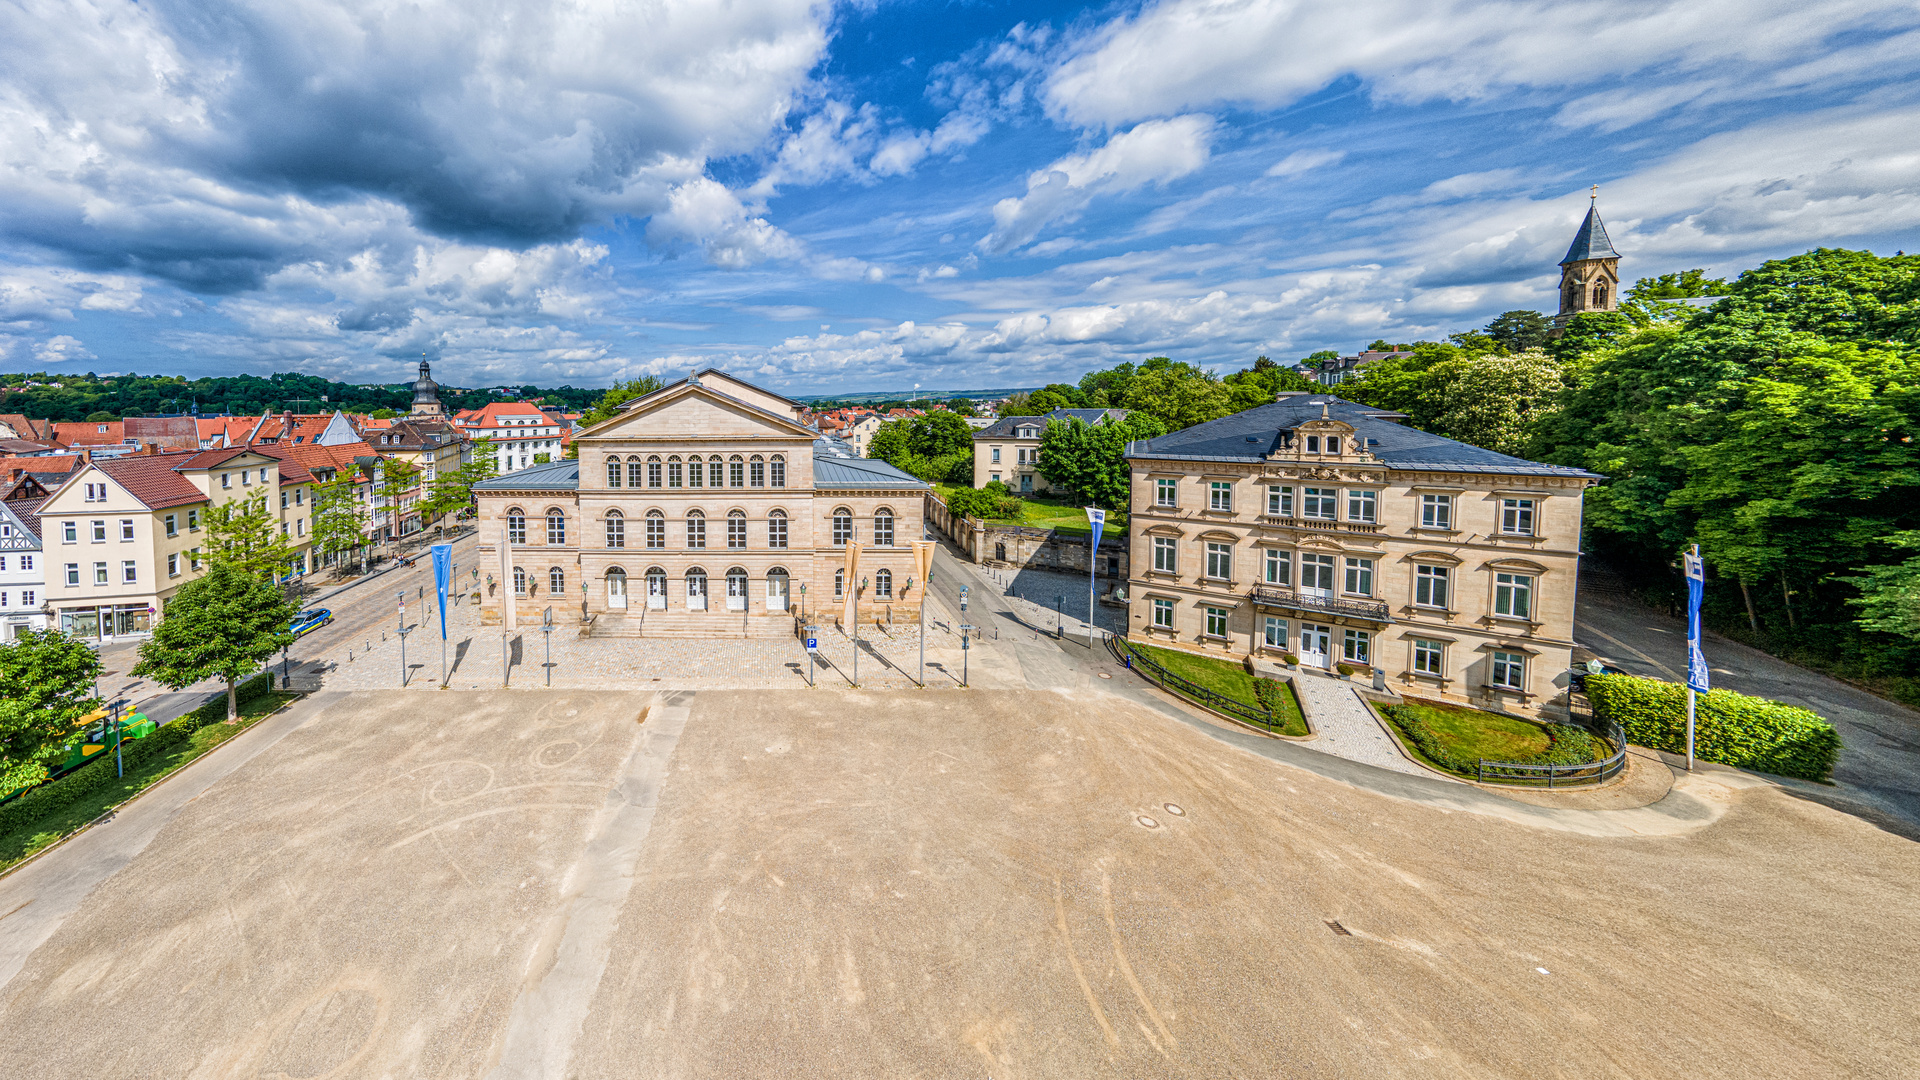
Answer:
xmin=453 ymin=401 xmax=568 ymax=474
xmin=0 ymin=414 xmax=50 ymax=441
xmin=51 ymin=420 xmax=125 ymax=449
xmin=35 ymin=446 xmax=317 ymax=639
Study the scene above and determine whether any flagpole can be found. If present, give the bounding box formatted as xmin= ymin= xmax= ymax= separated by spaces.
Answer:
xmin=1683 ymin=543 xmax=1708 ymax=773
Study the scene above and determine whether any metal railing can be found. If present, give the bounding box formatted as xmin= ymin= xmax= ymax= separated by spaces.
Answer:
xmin=1248 ymin=585 xmax=1391 ymax=623
xmin=1475 ymin=718 xmax=1628 ymax=786
xmin=1106 ymin=635 xmax=1289 ymax=735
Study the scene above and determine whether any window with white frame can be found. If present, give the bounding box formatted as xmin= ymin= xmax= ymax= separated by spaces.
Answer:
xmin=93 ymin=561 xmax=108 ymax=584
xmin=1342 ymin=628 xmax=1370 ymax=663
xmin=606 ymin=460 xmax=622 ymax=487
xmin=667 ymin=459 xmax=683 ymax=488
xmin=512 ymin=566 xmax=527 ymax=596
xmin=506 ymin=512 xmax=526 ymax=545
xmin=65 ymin=563 xmax=79 ymax=586
xmin=1413 ymin=638 xmax=1444 ymax=675
xmin=1300 ymin=553 xmax=1336 ymax=592
xmin=1266 ymin=485 xmax=1292 ymax=517
xmin=771 ymin=455 xmax=786 ymax=487
xmin=1263 ymin=616 xmax=1289 ymax=648
xmin=547 ymin=511 xmax=566 ymax=546
xmin=168 ymin=553 xmax=180 ymax=577
xmin=686 ymin=510 xmax=706 ymax=549
xmin=91 ymin=520 xmax=105 ymax=542
xmin=645 ymin=511 xmax=665 ymax=549
xmin=605 ymin=511 xmax=625 ymax=548
xmin=832 ymin=509 xmax=853 ymax=546
xmin=873 ymin=509 xmax=894 ymax=547
xmin=550 ymin=568 xmax=566 ymax=595
xmin=727 ymin=511 xmax=747 ymax=549
xmin=729 ymin=456 xmax=745 ymax=487
xmin=1415 ymin=564 xmax=1450 ymax=608
xmin=1208 ymin=482 xmax=1232 ymax=511
xmin=1302 ymin=487 xmax=1336 ymax=519
xmin=164 ymin=514 xmax=177 ymax=537
xmin=768 ymin=510 xmax=788 ymax=549
xmin=1152 ymin=597 xmax=1175 ymax=628
xmin=834 ymin=568 xmax=844 ymax=597
xmin=1155 ymin=478 xmax=1176 ymax=507
xmin=1501 ymin=498 xmax=1537 ymax=535
xmin=1494 ymin=572 xmax=1534 ymax=619
xmin=1263 ymin=548 xmax=1291 ymax=585
xmin=750 ymin=457 xmax=766 ymax=487
xmin=1421 ymin=494 xmax=1453 ymax=529
xmin=63 ymin=521 xmax=76 ymax=543
xmin=1343 ymin=557 xmax=1374 ymax=596
xmin=642 ymin=460 xmax=658 ymax=488
xmin=1491 ymin=651 xmax=1526 ymax=689
xmin=1346 ymin=490 xmax=1376 ymax=523
xmin=1152 ymin=536 xmax=1177 ymax=572
xmin=1205 ymin=542 xmax=1232 ymax=580
xmin=1204 ymin=606 xmax=1229 ymax=638
xmin=991 ymin=447 xmax=1001 ymax=464
xmin=875 ymin=568 xmax=893 ymax=598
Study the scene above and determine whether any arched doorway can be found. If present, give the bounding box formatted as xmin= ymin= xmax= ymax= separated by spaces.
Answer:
xmin=725 ymin=567 xmax=749 ymax=611
xmin=646 ymin=566 xmax=667 ymax=610
xmin=685 ymin=567 xmax=708 ymax=611
xmin=606 ymin=567 xmax=628 ymax=610
xmin=766 ymin=567 xmax=790 ymax=612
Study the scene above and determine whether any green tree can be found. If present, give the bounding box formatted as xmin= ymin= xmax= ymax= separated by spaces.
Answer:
xmin=204 ymin=493 xmax=296 ymax=581
xmin=1118 ymin=357 xmax=1233 ymax=430
xmin=1295 ymin=349 xmax=1339 ymax=369
xmin=579 ymin=376 xmax=666 ymax=427
xmin=1339 ymin=342 xmax=1452 ymax=427
xmin=376 ymin=457 xmax=420 ymax=540
xmin=1037 ymin=412 xmax=1167 ymax=509
xmin=369 ymin=407 xmax=398 ymax=420
xmin=134 ymin=563 xmax=295 ymax=723
xmin=948 ymin=398 xmax=978 ymax=417
xmin=1849 ymin=536 xmax=1920 ymax=645
xmin=1078 ymin=362 xmax=1137 ymax=408
xmin=1484 ymin=310 xmax=1552 ymax=353
xmin=1223 ymin=355 xmax=1316 ymax=411
xmin=0 ymin=629 xmax=104 ymax=794
xmin=997 ymin=391 xmax=1042 ymax=417
xmin=1427 ymin=348 xmax=1569 ymax=456
xmin=419 ymin=439 xmax=499 ymax=527
xmin=1626 ymin=268 xmax=1729 ymax=301
xmin=85 ymin=410 xmax=116 ymax=422
xmin=310 ymin=475 xmax=368 ymax=573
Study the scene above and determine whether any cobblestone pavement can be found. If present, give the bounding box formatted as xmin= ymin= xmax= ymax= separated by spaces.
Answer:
xmin=975 ymin=563 xmax=1129 ymax=638
xmin=1290 ymin=670 xmax=1434 ymax=777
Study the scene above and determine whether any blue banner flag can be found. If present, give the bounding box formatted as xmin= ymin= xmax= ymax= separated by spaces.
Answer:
xmin=1684 ymin=548 xmax=1709 ymax=693
xmin=1085 ymin=506 xmax=1106 ymax=551
xmin=432 ymin=543 xmax=453 ymax=641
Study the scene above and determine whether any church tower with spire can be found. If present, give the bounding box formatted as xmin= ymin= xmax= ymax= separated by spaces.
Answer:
xmin=409 ymin=357 xmax=444 ymax=417
xmin=1552 ymin=188 xmax=1621 ymax=330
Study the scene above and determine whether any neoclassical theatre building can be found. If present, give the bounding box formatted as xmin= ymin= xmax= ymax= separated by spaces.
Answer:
xmin=474 ymin=370 xmax=929 ymax=636
xmin=1124 ymin=395 xmax=1601 ymax=718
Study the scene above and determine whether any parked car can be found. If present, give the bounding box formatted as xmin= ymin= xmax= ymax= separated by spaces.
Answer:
xmin=289 ymin=608 xmax=333 ymax=638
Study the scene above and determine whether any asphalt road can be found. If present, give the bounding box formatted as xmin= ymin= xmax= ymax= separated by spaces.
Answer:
xmin=1574 ymin=561 xmax=1920 ymax=834
xmin=0 ymin=688 xmax=1914 ymax=1078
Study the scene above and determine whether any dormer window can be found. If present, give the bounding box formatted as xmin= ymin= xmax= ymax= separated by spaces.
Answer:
xmin=1018 ymin=426 xmax=1038 ymax=439
xmin=1304 ymin=435 xmax=1319 ymax=453
xmin=1326 ymin=436 xmax=1340 ymax=454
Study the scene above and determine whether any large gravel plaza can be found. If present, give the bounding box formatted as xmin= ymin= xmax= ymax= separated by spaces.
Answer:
xmin=0 ymin=686 xmax=1914 ymax=1079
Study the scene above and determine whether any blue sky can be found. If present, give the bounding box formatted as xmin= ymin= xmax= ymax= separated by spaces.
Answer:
xmin=3 ymin=0 xmax=1919 ymax=393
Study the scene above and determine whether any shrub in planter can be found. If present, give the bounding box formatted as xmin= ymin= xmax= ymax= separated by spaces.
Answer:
xmin=1282 ymin=653 xmax=1299 ymax=667
xmin=1584 ymin=672 xmax=1840 ymax=781
xmin=1335 ymin=663 xmax=1356 ymax=678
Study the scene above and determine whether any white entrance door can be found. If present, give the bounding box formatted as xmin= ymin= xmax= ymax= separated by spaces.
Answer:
xmin=607 ymin=571 xmax=627 ymax=610
xmin=686 ymin=573 xmax=708 ymax=611
xmin=646 ymin=572 xmax=667 ymax=610
xmin=767 ymin=574 xmax=790 ymax=612
xmin=1300 ymin=554 xmax=1337 ymax=598
xmin=1300 ymin=623 xmax=1332 ymax=668
xmin=726 ymin=571 xmax=748 ymax=611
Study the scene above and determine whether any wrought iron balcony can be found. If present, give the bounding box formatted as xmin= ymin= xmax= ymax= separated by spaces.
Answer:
xmin=1248 ymin=585 xmax=1391 ymax=623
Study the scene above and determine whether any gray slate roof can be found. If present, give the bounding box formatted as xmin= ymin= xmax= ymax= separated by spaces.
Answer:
xmin=1126 ymin=394 xmax=1602 ymax=479
xmin=473 ymin=457 xmax=581 ymax=491
xmin=1560 ymin=205 xmax=1620 ymax=264
xmin=974 ymin=408 xmax=1126 ymax=439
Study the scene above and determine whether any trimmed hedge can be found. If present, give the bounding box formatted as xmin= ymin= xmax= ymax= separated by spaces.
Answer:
xmin=0 ymin=673 xmax=279 ymax=838
xmin=1381 ymin=701 xmax=1597 ymax=775
xmin=1584 ymin=672 xmax=1840 ymax=782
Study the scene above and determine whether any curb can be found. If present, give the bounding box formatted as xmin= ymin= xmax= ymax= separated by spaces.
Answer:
xmin=0 ymin=694 xmax=307 ymax=883
xmin=304 ymin=528 xmax=476 ymax=606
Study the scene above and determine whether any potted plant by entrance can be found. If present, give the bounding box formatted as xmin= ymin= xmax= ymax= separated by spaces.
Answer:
xmin=1335 ymin=663 xmax=1357 ymax=681
xmin=1282 ymin=653 xmax=1300 ymax=671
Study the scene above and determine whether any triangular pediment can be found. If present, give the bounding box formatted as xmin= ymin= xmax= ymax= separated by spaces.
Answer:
xmin=584 ymin=383 xmax=817 ymax=441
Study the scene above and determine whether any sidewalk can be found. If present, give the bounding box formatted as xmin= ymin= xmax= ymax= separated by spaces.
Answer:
xmin=1289 ymin=671 xmax=1433 ymax=778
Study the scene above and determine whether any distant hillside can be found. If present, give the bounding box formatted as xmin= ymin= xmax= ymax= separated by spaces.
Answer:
xmin=793 ymin=387 xmax=1034 ymax=404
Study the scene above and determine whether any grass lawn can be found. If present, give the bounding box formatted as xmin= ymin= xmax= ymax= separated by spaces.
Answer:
xmin=0 ymin=692 xmax=296 ymax=873
xmin=1391 ymin=698 xmax=1552 ymax=767
xmin=932 ymin=485 xmax=1128 ymax=536
xmin=1128 ymin=642 xmax=1309 ymax=737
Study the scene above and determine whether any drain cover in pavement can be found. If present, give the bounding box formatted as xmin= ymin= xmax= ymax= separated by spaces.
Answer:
xmin=1136 ymin=815 xmax=1159 ymax=829
xmin=1163 ymin=803 xmax=1185 ymax=816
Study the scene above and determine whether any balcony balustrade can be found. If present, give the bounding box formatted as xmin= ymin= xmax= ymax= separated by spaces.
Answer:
xmin=1248 ymin=584 xmax=1391 ymax=623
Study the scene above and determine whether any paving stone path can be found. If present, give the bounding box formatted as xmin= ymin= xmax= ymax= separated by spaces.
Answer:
xmin=1289 ymin=671 xmax=1437 ymax=778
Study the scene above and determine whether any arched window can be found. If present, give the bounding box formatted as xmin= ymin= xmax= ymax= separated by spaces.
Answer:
xmin=686 ymin=509 xmax=706 ymax=549
xmin=546 ymin=509 xmax=566 ymax=546
xmin=873 ymin=507 xmax=894 ymax=547
xmin=767 ymin=508 xmax=788 ymax=549
xmin=875 ymin=568 xmax=893 ymax=598
xmin=605 ymin=509 xmax=625 ymax=548
xmin=728 ymin=455 xmax=745 ymax=488
xmin=727 ymin=509 xmax=747 ymax=548
xmin=832 ymin=507 xmax=853 ymax=546
xmin=646 ymin=456 xmax=662 ymax=488
xmin=645 ymin=509 xmax=666 ymax=549
xmin=667 ymin=456 xmax=684 ymax=489
xmin=749 ymin=455 xmax=765 ymax=487
xmin=506 ymin=509 xmax=526 ymax=545
xmin=1592 ymin=282 xmax=1608 ymax=307
xmin=770 ymin=454 xmax=786 ymax=488
xmin=605 ymin=566 xmax=627 ymax=609
xmin=834 ymin=567 xmax=845 ymax=597
xmin=548 ymin=567 xmax=566 ymax=594
xmin=512 ymin=566 xmax=527 ymax=596
xmin=627 ymin=456 xmax=644 ymax=489
xmin=687 ymin=455 xmax=704 ymax=487
xmin=606 ymin=459 xmax=622 ymax=488
xmin=725 ymin=566 xmax=749 ymax=610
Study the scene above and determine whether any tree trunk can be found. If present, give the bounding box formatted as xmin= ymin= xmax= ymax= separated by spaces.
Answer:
xmin=1780 ymin=570 xmax=1797 ymax=630
xmin=225 ymin=677 xmax=239 ymax=724
xmin=1740 ymin=579 xmax=1759 ymax=634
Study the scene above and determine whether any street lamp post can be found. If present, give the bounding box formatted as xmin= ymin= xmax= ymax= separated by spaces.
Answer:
xmin=958 ymin=585 xmax=970 ymax=688
xmin=542 ymin=607 xmax=555 ymax=686
xmin=395 ymin=590 xmax=409 ymax=687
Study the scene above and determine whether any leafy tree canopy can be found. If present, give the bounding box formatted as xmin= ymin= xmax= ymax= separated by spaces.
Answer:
xmin=0 ymin=629 xmax=103 ymax=795
xmin=1037 ymin=412 xmax=1168 ymax=510
xmin=205 ymin=492 xmax=296 ymax=581
xmin=579 ymin=376 xmax=666 ymax=427
xmin=133 ymin=562 xmax=295 ymax=722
